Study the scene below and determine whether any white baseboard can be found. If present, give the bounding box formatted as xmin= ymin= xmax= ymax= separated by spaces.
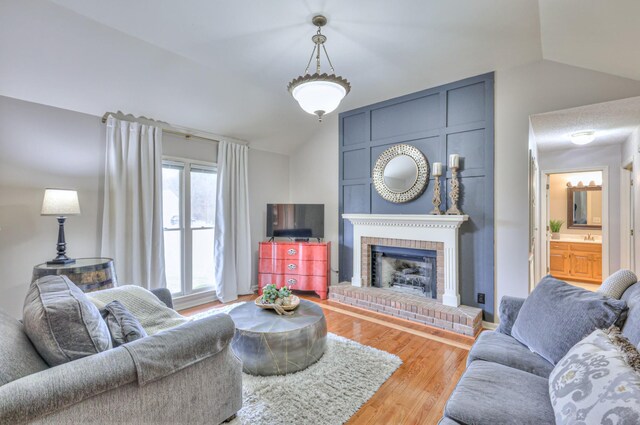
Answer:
xmin=173 ymin=290 xmax=218 ymax=311
xmin=482 ymin=320 xmax=498 ymax=330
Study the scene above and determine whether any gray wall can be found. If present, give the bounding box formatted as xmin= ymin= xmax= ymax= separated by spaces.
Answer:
xmin=338 ymin=73 xmax=495 ymax=320
xmin=0 ymin=95 xmax=290 ymax=318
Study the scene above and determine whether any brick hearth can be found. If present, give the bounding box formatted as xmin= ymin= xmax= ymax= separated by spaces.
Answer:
xmin=330 ymin=283 xmax=482 ymax=336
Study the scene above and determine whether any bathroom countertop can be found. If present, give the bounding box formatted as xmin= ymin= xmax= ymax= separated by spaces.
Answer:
xmin=552 ymin=236 xmax=602 ymax=245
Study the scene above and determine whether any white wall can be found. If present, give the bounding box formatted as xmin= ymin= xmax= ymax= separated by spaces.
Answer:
xmin=0 ymin=95 xmax=290 ymax=317
xmin=289 ymin=114 xmax=340 ymax=284
xmin=0 ymin=95 xmax=105 ymax=318
xmin=494 ymin=60 xmax=640 ymax=309
xmin=289 ymin=59 xmax=640 ymax=321
xmin=248 ymin=149 xmax=291 ymax=289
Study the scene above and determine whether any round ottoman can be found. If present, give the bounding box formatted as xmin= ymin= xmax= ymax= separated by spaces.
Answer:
xmin=228 ymin=299 xmax=327 ymax=376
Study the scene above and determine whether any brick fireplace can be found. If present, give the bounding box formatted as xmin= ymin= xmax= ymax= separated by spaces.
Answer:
xmin=337 ymin=214 xmax=483 ymax=336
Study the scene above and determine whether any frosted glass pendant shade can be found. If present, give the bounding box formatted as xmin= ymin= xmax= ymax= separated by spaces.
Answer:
xmin=288 ymin=73 xmax=350 ymax=121
xmin=41 ymin=189 xmax=81 ymax=216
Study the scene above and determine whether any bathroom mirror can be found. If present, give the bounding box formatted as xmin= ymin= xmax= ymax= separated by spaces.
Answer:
xmin=567 ymin=186 xmax=602 ymax=229
xmin=372 ymin=144 xmax=429 ymax=203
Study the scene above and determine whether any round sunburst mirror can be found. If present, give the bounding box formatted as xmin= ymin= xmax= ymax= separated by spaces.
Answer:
xmin=372 ymin=144 xmax=429 ymax=203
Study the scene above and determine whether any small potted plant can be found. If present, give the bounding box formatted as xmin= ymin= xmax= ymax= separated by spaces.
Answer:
xmin=549 ymin=219 xmax=564 ymax=240
xmin=257 ymin=284 xmax=299 ymax=315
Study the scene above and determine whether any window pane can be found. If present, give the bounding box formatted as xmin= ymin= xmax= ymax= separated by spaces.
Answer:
xmin=162 ymin=166 xmax=182 ymax=229
xmin=192 ymin=228 xmax=215 ymax=289
xmin=163 ymin=230 xmax=182 ymax=294
xmin=190 ymin=169 xmax=216 ymax=228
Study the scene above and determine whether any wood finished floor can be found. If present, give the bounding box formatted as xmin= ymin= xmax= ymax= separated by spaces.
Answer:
xmin=181 ymin=292 xmax=472 ymax=425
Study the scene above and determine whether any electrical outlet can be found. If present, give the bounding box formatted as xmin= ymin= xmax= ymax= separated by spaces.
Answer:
xmin=477 ymin=293 xmax=486 ymax=304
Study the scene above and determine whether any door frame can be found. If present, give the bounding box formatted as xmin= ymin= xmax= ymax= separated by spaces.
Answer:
xmin=621 ymin=158 xmax=635 ymax=272
xmin=539 ymin=166 xmax=610 ymax=285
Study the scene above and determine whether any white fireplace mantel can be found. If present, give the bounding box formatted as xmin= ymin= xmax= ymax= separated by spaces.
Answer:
xmin=342 ymin=214 xmax=468 ymax=307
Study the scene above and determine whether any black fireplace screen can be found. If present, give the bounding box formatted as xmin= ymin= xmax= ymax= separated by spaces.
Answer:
xmin=370 ymin=245 xmax=437 ymax=299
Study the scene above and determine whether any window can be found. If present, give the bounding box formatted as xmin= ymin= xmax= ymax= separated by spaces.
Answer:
xmin=162 ymin=159 xmax=217 ymax=296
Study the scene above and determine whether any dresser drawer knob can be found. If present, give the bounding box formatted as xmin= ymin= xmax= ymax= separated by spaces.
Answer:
xmin=288 ymin=264 xmax=297 ymax=270
xmin=287 ymin=248 xmax=297 ymax=255
xmin=287 ymin=278 xmax=297 ymax=285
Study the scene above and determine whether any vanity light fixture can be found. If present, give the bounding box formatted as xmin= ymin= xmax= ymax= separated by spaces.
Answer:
xmin=570 ymin=131 xmax=596 ymax=146
xmin=288 ymin=15 xmax=351 ymax=122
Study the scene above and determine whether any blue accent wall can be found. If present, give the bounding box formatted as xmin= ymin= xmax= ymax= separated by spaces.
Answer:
xmin=339 ymin=73 xmax=495 ymax=321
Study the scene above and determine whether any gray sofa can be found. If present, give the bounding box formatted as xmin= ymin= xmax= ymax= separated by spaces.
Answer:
xmin=0 ymin=288 xmax=243 ymax=425
xmin=439 ymin=281 xmax=640 ymax=425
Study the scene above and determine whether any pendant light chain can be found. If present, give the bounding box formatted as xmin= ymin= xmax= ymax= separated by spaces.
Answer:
xmin=287 ymin=15 xmax=351 ymax=121
xmin=315 ymin=29 xmax=322 ymax=73
xmin=322 ymin=44 xmax=335 ymax=73
xmin=303 ymin=44 xmax=317 ymax=75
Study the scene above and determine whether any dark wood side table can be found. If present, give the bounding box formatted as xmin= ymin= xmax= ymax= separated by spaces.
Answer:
xmin=32 ymin=257 xmax=118 ymax=293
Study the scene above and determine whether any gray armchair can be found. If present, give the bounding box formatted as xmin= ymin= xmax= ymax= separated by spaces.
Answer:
xmin=150 ymin=287 xmax=174 ymax=309
xmin=0 ymin=291 xmax=242 ymax=425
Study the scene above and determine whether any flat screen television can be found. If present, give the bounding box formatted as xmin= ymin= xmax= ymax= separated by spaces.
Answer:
xmin=266 ymin=204 xmax=324 ymax=239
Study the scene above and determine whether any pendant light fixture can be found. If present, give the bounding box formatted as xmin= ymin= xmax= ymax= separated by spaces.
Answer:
xmin=288 ymin=15 xmax=351 ymax=122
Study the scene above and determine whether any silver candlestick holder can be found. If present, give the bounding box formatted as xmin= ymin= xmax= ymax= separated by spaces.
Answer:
xmin=430 ymin=162 xmax=444 ymax=215
xmin=446 ymin=166 xmax=462 ymax=215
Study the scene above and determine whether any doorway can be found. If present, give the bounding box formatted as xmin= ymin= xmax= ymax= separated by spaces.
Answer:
xmin=621 ymin=161 xmax=635 ymax=272
xmin=542 ymin=169 xmax=607 ymax=290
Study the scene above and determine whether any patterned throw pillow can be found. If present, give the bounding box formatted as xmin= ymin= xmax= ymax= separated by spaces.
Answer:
xmin=549 ymin=327 xmax=640 ymax=424
xmin=599 ymin=269 xmax=638 ymax=299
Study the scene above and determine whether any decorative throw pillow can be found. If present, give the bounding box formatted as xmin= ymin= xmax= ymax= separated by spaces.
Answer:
xmin=23 ymin=275 xmax=112 ymax=366
xmin=511 ymin=276 xmax=627 ymax=365
xmin=621 ymin=283 xmax=640 ymax=347
xmin=599 ymin=269 xmax=638 ymax=299
xmin=549 ymin=327 xmax=640 ymax=424
xmin=101 ymin=300 xmax=147 ymax=346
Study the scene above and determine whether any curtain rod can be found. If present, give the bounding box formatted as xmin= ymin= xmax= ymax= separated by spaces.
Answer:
xmin=100 ymin=112 xmax=249 ymax=146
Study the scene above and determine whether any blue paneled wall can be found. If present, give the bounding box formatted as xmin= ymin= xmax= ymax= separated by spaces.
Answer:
xmin=338 ymin=73 xmax=495 ymax=321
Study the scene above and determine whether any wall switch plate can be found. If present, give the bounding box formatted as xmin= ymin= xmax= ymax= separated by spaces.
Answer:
xmin=477 ymin=293 xmax=486 ymax=304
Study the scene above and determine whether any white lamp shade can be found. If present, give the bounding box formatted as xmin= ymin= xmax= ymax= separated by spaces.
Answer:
xmin=292 ymin=80 xmax=347 ymax=116
xmin=41 ymin=189 xmax=81 ymax=216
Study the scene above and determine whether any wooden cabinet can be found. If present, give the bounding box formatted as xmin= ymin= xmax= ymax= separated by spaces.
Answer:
xmin=258 ymin=241 xmax=330 ymax=299
xmin=549 ymin=241 xmax=602 ymax=284
xmin=549 ymin=243 xmax=570 ymax=277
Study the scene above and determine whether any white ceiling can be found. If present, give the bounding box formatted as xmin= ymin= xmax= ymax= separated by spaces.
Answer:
xmin=1 ymin=1 xmax=639 ymax=153
xmin=539 ymin=0 xmax=640 ymax=81
xmin=530 ymin=96 xmax=640 ymax=151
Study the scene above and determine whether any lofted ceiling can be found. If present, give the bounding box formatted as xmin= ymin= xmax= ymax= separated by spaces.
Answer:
xmin=0 ymin=1 xmax=638 ymax=154
xmin=530 ymin=97 xmax=640 ymax=152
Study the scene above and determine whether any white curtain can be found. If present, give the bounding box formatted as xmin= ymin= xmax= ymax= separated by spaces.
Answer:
xmin=214 ymin=140 xmax=252 ymax=302
xmin=101 ymin=115 xmax=166 ymax=289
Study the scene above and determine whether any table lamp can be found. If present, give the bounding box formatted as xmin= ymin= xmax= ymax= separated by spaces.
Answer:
xmin=41 ymin=188 xmax=81 ymax=265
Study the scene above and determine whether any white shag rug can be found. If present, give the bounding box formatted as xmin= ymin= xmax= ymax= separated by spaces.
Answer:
xmin=193 ymin=302 xmax=403 ymax=425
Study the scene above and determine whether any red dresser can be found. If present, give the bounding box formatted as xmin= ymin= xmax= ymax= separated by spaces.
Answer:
xmin=258 ymin=241 xmax=330 ymax=299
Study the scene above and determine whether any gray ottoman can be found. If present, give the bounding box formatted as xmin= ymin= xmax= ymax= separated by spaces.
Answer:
xmin=228 ymin=299 xmax=327 ymax=376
